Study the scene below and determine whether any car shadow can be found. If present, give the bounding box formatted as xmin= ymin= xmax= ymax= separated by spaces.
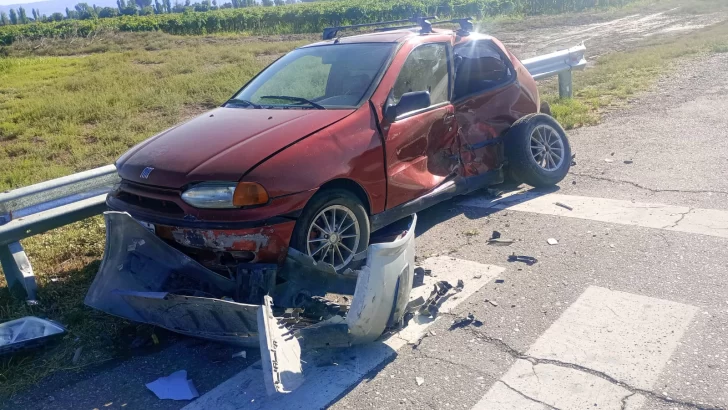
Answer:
xmin=411 ymin=184 xmax=562 ymax=238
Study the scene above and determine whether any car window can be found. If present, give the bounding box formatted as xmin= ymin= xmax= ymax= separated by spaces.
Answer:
xmin=453 ymin=41 xmax=513 ymax=100
xmin=391 ymin=43 xmax=449 ymax=107
xmin=233 ymin=43 xmax=395 ymax=109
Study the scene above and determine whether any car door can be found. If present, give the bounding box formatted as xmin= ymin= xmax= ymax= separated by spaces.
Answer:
xmin=452 ymin=39 xmax=532 ymax=177
xmin=379 ymin=42 xmax=459 ymax=209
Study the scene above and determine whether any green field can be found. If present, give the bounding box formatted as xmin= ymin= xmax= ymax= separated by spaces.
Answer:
xmin=1 ymin=0 xmax=728 ymax=398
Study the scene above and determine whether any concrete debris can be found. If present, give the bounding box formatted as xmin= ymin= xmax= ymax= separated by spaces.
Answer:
xmin=547 ymin=238 xmax=559 ymax=245
xmin=486 ymin=299 xmax=498 ymax=307
xmin=416 ymin=377 xmax=425 ymax=386
xmin=473 ymin=273 xmax=482 ymax=279
xmin=507 ymin=254 xmax=538 ymax=265
xmin=554 ymin=202 xmax=573 ymax=211
xmin=145 ymin=370 xmax=199 ymax=401
xmin=449 ymin=313 xmax=483 ymax=330
xmin=604 ymin=158 xmax=614 ymax=163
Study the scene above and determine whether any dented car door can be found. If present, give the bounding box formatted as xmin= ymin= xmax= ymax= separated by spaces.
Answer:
xmin=377 ymin=41 xmax=460 ymax=209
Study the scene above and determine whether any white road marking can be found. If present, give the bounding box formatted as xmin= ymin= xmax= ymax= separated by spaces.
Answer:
xmin=460 ymin=191 xmax=728 ymax=238
xmin=473 ymin=286 xmax=697 ymax=410
xmin=184 ymin=257 xmax=504 ymax=410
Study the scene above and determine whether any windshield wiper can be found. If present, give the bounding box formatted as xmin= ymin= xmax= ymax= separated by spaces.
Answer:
xmin=225 ymin=98 xmax=262 ymax=109
xmin=260 ymin=95 xmax=325 ymax=110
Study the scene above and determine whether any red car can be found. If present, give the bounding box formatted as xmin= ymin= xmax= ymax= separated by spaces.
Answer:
xmin=108 ymin=18 xmax=571 ymax=273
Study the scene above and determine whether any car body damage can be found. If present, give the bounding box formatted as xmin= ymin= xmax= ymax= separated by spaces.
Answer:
xmin=105 ymin=19 xmax=572 ymax=275
xmin=85 ymin=212 xmax=417 ymax=355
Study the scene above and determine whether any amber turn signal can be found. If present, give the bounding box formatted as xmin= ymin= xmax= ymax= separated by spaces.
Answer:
xmin=233 ymin=182 xmax=269 ymax=206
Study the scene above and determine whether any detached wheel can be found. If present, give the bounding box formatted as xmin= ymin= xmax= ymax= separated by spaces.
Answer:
xmin=291 ymin=189 xmax=370 ymax=272
xmin=505 ymin=113 xmax=571 ymax=187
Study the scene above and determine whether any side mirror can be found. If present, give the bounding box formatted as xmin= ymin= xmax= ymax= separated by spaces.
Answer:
xmin=384 ymin=91 xmax=431 ymax=123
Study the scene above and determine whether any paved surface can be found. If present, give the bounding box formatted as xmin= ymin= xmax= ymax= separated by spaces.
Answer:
xmin=5 ymin=13 xmax=728 ymax=410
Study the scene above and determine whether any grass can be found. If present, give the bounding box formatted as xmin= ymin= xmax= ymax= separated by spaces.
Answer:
xmin=544 ymin=17 xmax=728 ymax=129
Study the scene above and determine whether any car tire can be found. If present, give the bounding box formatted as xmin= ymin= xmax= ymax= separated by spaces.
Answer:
xmin=505 ymin=113 xmax=571 ymax=187
xmin=290 ymin=189 xmax=370 ymax=273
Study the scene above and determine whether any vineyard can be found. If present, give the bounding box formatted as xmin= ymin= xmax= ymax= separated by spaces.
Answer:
xmin=0 ymin=0 xmax=634 ymax=45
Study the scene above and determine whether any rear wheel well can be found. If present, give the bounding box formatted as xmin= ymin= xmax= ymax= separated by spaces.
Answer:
xmin=317 ymin=179 xmax=371 ymax=215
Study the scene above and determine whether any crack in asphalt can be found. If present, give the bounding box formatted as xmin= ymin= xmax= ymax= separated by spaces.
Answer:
xmin=663 ymin=208 xmax=693 ymax=229
xmin=499 ymin=380 xmax=562 ymax=410
xmin=460 ymin=327 xmax=727 ymax=410
xmin=621 ymin=392 xmax=637 ymax=410
xmin=570 ymin=172 xmax=728 ymax=196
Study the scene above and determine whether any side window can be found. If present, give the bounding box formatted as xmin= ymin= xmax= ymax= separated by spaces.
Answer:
xmin=453 ymin=41 xmax=513 ymax=100
xmin=391 ymin=43 xmax=449 ymax=108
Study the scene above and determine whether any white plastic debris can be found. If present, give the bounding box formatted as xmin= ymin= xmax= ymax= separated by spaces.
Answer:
xmin=416 ymin=376 xmax=425 ymax=386
xmin=145 ymin=370 xmax=199 ymax=400
xmin=547 ymin=238 xmax=559 ymax=245
xmin=604 ymin=158 xmax=614 ymax=163
xmin=0 ymin=316 xmax=66 ymax=355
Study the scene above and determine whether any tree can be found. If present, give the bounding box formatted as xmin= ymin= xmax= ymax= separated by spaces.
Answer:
xmin=220 ymin=2 xmax=232 ymax=8
xmin=0 ymin=11 xmax=9 ymax=25
xmin=74 ymin=3 xmax=96 ymax=19
xmin=98 ymin=7 xmax=119 ymax=17
xmin=163 ymin=0 xmax=172 ymax=13
xmin=31 ymin=8 xmax=38 ymax=21
xmin=139 ymin=5 xmax=154 ymax=14
xmin=154 ymin=0 xmax=162 ymax=13
xmin=273 ymin=0 xmax=283 ymax=5
xmin=17 ymin=7 xmax=28 ymax=24
xmin=9 ymin=8 xmax=17 ymax=24
xmin=65 ymin=7 xmax=79 ymax=19
xmin=261 ymin=0 xmax=272 ymax=6
xmin=285 ymin=0 xmax=296 ymax=4
xmin=49 ymin=12 xmax=65 ymax=21
xmin=172 ymin=1 xmax=186 ymax=12
xmin=135 ymin=0 xmax=153 ymax=9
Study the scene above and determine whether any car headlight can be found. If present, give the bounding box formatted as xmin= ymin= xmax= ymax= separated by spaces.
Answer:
xmin=181 ymin=182 xmax=269 ymax=208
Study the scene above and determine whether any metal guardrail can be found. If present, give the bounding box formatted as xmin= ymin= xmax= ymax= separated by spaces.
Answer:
xmin=522 ymin=43 xmax=588 ymax=98
xmin=0 ymin=165 xmax=119 ymax=302
xmin=0 ymin=44 xmax=587 ymax=303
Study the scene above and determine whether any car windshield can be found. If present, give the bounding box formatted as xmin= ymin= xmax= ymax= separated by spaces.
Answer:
xmin=230 ymin=43 xmax=396 ymax=109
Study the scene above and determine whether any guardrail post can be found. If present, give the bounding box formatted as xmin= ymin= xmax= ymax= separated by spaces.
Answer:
xmin=0 ymin=241 xmax=38 ymax=303
xmin=558 ymin=70 xmax=573 ymax=99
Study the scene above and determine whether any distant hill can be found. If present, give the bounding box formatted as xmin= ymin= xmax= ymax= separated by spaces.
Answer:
xmin=0 ymin=0 xmax=119 ymax=17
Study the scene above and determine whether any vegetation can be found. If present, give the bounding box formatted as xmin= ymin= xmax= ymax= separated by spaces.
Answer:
xmin=0 ymin=0 xmax=637 ymax=45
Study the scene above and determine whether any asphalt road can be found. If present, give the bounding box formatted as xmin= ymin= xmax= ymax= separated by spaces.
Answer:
xmin=5 ymin=18 xmax=728 ymax=410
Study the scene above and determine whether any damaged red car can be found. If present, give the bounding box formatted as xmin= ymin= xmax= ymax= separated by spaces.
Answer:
xmin=108 ymin=18 xmax=572 ymax=273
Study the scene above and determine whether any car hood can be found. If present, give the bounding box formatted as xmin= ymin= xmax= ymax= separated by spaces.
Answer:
xmin=117 ymin=107 xmax=353 ymax=189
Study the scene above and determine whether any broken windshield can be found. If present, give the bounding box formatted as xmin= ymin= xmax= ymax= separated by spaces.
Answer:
xmin=231 ymin=43 xmax=396 ymax=109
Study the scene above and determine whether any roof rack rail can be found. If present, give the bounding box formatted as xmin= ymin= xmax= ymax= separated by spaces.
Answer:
xmin=322 ymin=16 xmax=437 ymax=40
xmin=374 ymin=17 xmax=474 ymax=35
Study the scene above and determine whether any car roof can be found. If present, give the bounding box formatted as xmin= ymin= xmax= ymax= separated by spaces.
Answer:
xmin=303 ymin=29 xmax=496 ymax=48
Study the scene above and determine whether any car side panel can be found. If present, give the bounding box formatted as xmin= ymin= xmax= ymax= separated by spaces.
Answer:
xmin=453 ymin=38 xmax=539 ymax=176
xmin=242 ymin=104 xmax=387 ymax=214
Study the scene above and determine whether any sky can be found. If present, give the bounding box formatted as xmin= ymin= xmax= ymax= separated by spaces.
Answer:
xmin=0 ymin=0 xmax=42 ymax=5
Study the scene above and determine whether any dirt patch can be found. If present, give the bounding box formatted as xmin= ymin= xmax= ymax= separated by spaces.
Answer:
xmin=492 ymin=9 xmax=728 ymax=60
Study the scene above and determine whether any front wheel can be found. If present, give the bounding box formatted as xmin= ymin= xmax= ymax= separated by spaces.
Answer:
xmin=505 ymin=113 xmax=571 ymax=187
xmin=290 ymin=189 xmax=370 ymax=272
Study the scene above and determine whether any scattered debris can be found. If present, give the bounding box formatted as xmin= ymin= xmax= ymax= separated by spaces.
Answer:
xmin=547 ymin=238 xmax=559 ymax=245
xmin=624 ymin=160 xmax=633 ymax=164
xmin=449 ymin=313 xmax=483 ymax=330
xmin=610 ymin=152 xmax=615 ymax=156
xmin=145 ymin=370 xmax=199 ymax=400
xmin=72 ymin=347 xmax=83 ymax=365
xmin=610 ymin=244 xmax=615 ymax=248
xmin=0 ymin=317 xmax=66 ymax=356
xmin=571 ymin=153 xmax=577 ymax=166
xmin=487 ymin=299 xmax=498 ymax=307
xmin=495 ymin=279 xmax=505 ymax=284
xmin=508 ymin=254 xmax=538 ymax=265
xmin=473 ymin=273 xmax=482 ymax=279
xmin=456 ymin=279 xmax=465 ymax=292
xmin=487 ymin=230 xmax=514 ymax=246
xmin=554 ymin=202 xmax=573 ymax=211
xmin=487 ymin=188 xmax=505 ymax=198
xmin=232 ymin=350 xmax=247 ymax=359
xmin=416 ymin=376 xmax=425 ymax=386
xmin=604 ymin=158 xmax=614 ymax=163
xmin=572 ymin=180 xmax=577 ymax=185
